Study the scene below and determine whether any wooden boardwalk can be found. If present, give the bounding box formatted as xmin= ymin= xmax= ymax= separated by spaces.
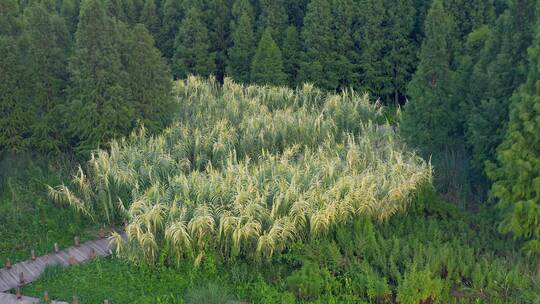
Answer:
xmin=0 ymin=291 xmax=68 ymax=303
xmin=0 ymin=231 xmax=124 ymax=303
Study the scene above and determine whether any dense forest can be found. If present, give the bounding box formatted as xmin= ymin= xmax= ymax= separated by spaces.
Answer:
xmin=1 ymin=0 xmax=540 ymax=303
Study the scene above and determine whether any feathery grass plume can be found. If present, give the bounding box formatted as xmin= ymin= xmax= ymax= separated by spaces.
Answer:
xmin=50 ymin=76 xmax=431 ymax=264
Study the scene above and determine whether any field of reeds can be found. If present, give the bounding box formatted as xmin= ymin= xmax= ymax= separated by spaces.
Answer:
xmin=49 ymin=76 xmax=431 ymax=264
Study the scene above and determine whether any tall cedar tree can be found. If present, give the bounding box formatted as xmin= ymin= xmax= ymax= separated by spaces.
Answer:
xmin=60 ymin=0 xmax=80 ymax=36
xmin=140 ymin=0 xmax=160 ymax=37
xmin=117 ymin=23 xmax=175 ymax=133
xmin=488 ymin=18 xmax=540 ymax=276
xmin=159 ymin=0 xmax=184 ymax=60
xmin=0 ymin=36 xmax=30 ymax=153
xmin=207 ymin=0 xmax=232 ymax=83
xmin=331 ymin=0 xmax=356 ymax=89
xmin=355 ymin=0 xmax=387 ymax=97
xmin=250 ymin=27 xmax=287 ymax=85
xmin=445 ymin=0 xmax=495 ymax=38
xmin=67 ymin=0 xmax=133 ymax=154
xmin=383 ymin=0 xmax=417 ymax=104
xmin=227 ymin=0 xmax=255 ymax=83
xmin=462 ymin=0 xmax=537 ymax=173
xmin=401 ymin=0 xmax=460 ymax=154
xmin=172 ymin=4 xmax=215 ymax=79
xmin=20 ymin=1 xmax=70 ymax=153
xmin=258 ymin=0 xmax=288 ymax=43
xmin=0 ymin=0 xmax=20 ymax=36
xmin=300 ymin=0 xmax=338 ymax=90
xmin=282 ymin=25 xmax=302 ymax=87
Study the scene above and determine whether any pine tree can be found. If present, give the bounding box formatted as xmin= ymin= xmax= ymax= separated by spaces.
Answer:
xmin=158 ymin=0 xmax=184 ymax=60
xmin=0 ymin=36 xmax=30 ymax=153
xmin=67 ymin=0 xmax=133 ymax=154
xmin=118 ymin=24 xmax=174 ymax=133
xmin=105 ymin=0 xmax=128 ymax=22
xmin=0 ymin=0 xmax=20 ymax=36
xmin=207 ymin=0 xmax=231 ymax=83
xmin=258 ymin=0 xmax=288 ymax=43
xmin=60 ymin=0 xmax=80 ymax=36
xmin=383 ymin=0 xmax=418 ymax=104
xmin=487 ymin=19 xmax=540 ymax=276
xmin=462 ymin=0 xmax=536 ymax=173
xmin=401 ymin=0 xmax=460 ymax=153
xmin=172 ymin=5 xmax=215 ymax=78
xmin=332 ymin=0 xmax=356 ymax=89
xmin=20 ymin=2 xmax=70 ymax=152
xmin=354 ymin=0 xmax=387 ymax=96
xmin=445 ymin=0 xmax=495 ymax=38
xmin=299 ymin=0 xmax=338 ymax=90
xmin=250 ymin=27 xmax=287 ymax=85
xmin=227 ymin=0 xmax=255 ymax=83
xmin=140 ymin=0 xmax=159 ymax=37
xmin=282 ymin=25 xmax=302 ymax=87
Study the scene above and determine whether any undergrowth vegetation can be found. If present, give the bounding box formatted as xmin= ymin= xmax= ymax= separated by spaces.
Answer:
xmin=49 ymin=77 xmax=431 ymax=263
xmin=0 ymin=155 xmax=96 ymax=265
xmin=23 ymin=191 xmax=538 ymax=303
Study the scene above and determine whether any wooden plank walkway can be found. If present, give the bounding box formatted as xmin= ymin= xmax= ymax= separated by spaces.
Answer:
xmin=0 ymin=291 xmax=68 ymax=303
xmin=0 ymin=231 xmax=125 ymax=303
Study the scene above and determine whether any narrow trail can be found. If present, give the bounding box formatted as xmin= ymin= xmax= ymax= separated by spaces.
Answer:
xmin=0 ymin=230 xmax=124 ymax=303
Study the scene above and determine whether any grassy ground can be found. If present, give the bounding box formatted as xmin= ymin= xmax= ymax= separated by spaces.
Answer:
xmin=0 ymin=154 xmax=98 ymax=266
xmin=20 ymin=191 xmax=540 ymax=304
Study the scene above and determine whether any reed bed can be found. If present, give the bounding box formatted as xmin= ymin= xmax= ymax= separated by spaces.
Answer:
xmin=49 ymin=76 xmax=431 ymax=263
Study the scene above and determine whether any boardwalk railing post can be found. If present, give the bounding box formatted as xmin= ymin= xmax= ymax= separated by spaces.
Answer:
xmin=90 ymin=248 xmax=96 ymax=258
xmin=5 ymin=258 xmax=12 ymax=269
xmin=54 ymin=243 xmax=60 ymax=253
xmin=44 ymin=291 xmax=50 ymax=303
xmin=104 ymin=299 xmax=110 ymax=304
xmin=98 ymin=228 xmax=105 ymax=239
xmin=16 ymin=287 xmax=21 ymax=299
xmin=75 ymin=236 xmax=80 ymax=247
xmin=31 ymin=249 xmax=36 ymax=261
xmin=73 ymin=295 xmax=80 ymax=304
xmin=69 ymin=256 xmax=77 ymax=265
xmin=19 ymin=272 xmax=25 ymax=284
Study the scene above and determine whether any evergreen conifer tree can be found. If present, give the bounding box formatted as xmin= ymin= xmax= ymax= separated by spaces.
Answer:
xmin=172 ymin=5 xmax=215 ymax=78
xmin=488 ymin=19 xmax=540 ymax=276
xmin=0 ymin=36 xmax=30 ymax=153
xmin=457 ymin=0 xmax=536 ymax=176
xmin=299 ymin=0 xmax=338 ymax=90
xmin=158 ymin=0 xmax=184 ymax=60
xmin=250 ymin=27 xmax=287 ymax=85
xmin=20 ymin=2 xmax=70 ymax=152
xmin=67 ymin=0 xmax=133 ymax=154
xmin=227 ymin=0 xmax=255 ymax=83
xmin=140 ymin=0 xmax=159 ymax=37
xmin=0 ymin=0 xmax=20 ymax=36
xmin=282 ymin=25 xmax=302 ymax=87
xmin=119 ymin=24 xmax=174 ymax=133
xmin=258 ymin=0 xmax=288 ymax=43
xmin=383 ymin=0 xmax=418 ymax=104
xmin=401 ymin=0 xmax=460 ymax=153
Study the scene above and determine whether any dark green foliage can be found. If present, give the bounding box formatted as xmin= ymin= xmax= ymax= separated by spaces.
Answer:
xmin=66 ymin=0 xmax=133 ymax=154
xmin=172 ymin=5 xmax=215 ymax=79
xmin=383 ymin=0 xmax=418 ymax=104
xmin=0 ymin=0 xmax=20 ymax=36
xmin=158 ymin=0 xmax=184 ymax=60
xmin=355 ymin=0 xmax=387 ymax=97
xmin=299 ymin=0 xmax=337 ymax=90
xmin=118 ymin=24 xmax=174 ymax=133
xmin=282 ymin=26 xmax=302 ymax=87
xmin=445 ymin=0 xmax=496 ymax=38
xmin=461 ymin=0 xmax=537 ymax=173
xmin=488 ymin=19 xmax=540 ymax=268
xmin=20 ymin=1 xmax=70 ymax=153
xmin=206 ymin=0 xmax=231 ymax=83
xmin=227 ymin=0 xmax=255 ymax=83
xmin=0 ymin=36 xmax=30 ymax=153
xmin=140 ymin=0 xmax=159 ymax=36
xmin=258 ymin=0 xmax=288 ymax=43
xmin=250 ymin=28 xmax=287 ymax=85
xmin=401 ymin=0 xmax=460 ymax=154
